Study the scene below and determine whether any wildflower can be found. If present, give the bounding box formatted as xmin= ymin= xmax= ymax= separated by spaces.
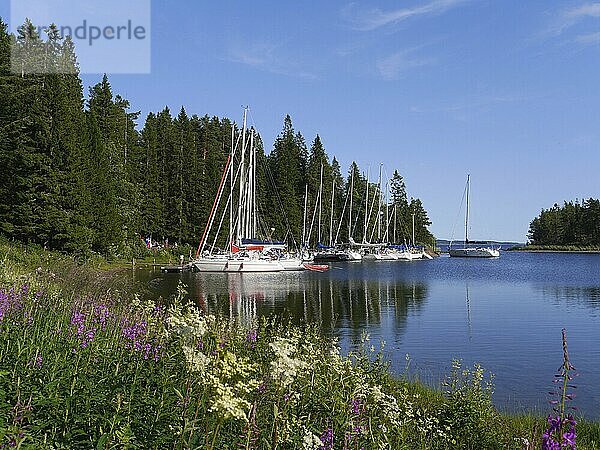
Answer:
xmin=319 ymin=427 xmax=333 ymax=450
xmin=543 ymin=329 xmax=578 ymax=450
xmin=93 ymin=303 xmax=110 ymax=330
xmin=246 ymin=329 xmax=258 ymax=349
xmin=208 ymin=381 xmax=251 ymax=422
xmin=269 ymin=337 xmax=307 ymax=388
xmin=542 ymin=415 xmax=576 ymax=450
xmin=70 ymin=310 xmax=86 ymax=337
xmin=302 ymin=427 xmax=323 ymax=450
xmin=27 ymin=354 xmax=42 ymax=370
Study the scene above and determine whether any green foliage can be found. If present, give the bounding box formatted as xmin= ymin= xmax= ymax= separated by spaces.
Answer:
xmin=440 ymin=360 xmax=500 ymax=449
xmin=528 ymin=199 xmax=600 ymax=246
xmin=3 ymin=240 xmax=600 ymax=449
xmin=0 ymin=16 xmax=436 ymax=259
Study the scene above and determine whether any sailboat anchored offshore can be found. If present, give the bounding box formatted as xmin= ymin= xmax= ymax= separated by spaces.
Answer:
xmin=448 ymin=175 xmax=500 ymax=258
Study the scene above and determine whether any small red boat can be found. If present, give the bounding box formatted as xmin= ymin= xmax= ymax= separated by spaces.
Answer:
xmin=303 ymin=263 xmax=329 ymax=272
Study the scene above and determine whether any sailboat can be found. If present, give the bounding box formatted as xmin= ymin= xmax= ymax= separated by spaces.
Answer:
xmin=448 ymin=175 xmax=500 ymax=258
xmin=193 ymin=108 xmax=304 ymax=272
xmin=311 ymin=165 xmax=361 ymax=262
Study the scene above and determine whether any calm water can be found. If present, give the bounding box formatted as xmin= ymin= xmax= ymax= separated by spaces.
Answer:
xmin=132 ymin=252 xmax=600 ymax=418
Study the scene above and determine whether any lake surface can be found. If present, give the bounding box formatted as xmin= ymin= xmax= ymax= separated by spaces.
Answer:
xmin=132 ymin=252 xmax=600 ymax=418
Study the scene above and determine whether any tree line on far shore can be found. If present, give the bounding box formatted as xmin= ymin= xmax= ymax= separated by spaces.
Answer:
xmin=528 ymin=199 xmax=600 ymax=246
xmin=0 ymin=18 xmax=434 ymax=258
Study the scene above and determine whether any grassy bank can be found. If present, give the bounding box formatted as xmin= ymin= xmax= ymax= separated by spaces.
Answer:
xmin=1 ymin=239 xmax=598 ymax=449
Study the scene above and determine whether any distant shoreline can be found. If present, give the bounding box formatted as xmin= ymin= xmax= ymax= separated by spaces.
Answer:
xmin=508 ymin=246 xmax=600 ymax=254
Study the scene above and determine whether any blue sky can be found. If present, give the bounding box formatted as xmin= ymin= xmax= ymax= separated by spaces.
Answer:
xmin=3 ymin=0 xmax=600 ymax=242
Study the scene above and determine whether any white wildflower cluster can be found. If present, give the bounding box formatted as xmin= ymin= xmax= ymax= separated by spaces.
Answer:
xmin=364 ymin=383 xmax=452 ymax=443
xmin=209 ymin=381 xmax=251 ymax=422
xmin=165 ymin=285 xmax=258 ymax=423
xmin=302 ymin=427 xmax=323 ymax=450
xmin=269 ymin=337 xmax=308 ymax=388
xmin=167 ymin=303 xmax=213 ymax=341
xmin=328 ymin=342 xmax=351 ymax=372
xmin=361 ymin=384 xmax=405 ymax=427
xmin=182 ymin=344 xmax=211 ymax=373
xmin=414 ymin=408 xmax=453 ymax=442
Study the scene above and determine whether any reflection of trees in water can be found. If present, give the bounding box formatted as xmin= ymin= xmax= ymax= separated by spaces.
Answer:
xmin=538 ymin=285 xmax=600 ymax=310
xmin=186 ymin=274 xmax=428 ymax=335
xmin=133 ymin=269 xmax=430 ymax=336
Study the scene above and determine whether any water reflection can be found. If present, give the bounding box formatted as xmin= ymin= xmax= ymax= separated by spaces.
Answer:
xmin=136 ymin=269 xmax=428 ymax=337
xmin=538 ymin=285 xmax=600 ymax=311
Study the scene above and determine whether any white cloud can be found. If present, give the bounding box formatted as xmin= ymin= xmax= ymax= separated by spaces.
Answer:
xmin=575 ymin=31 xmax=600 ymax=43
xmin=376 ymin=49 xmax=433 ymax=80
xmin=547 ymin=2 xmax=600 ymax=36
xmin=342 ymin=0 xmax=469 ymax=31
xmin=564 ymin=3 xmax=600 ymax=20
xmin=226 ymin=41 xmax=317 ymax=81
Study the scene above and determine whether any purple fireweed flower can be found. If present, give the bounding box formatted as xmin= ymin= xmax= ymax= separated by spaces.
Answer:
xmin=70 ymin=311 xmax=86 ymax=337
xmin=152 ymin=305 xmax=165 ymax=317
xmin=28 ymin=354 xmax=42 ymax=370
xmin=351 ymin=398 xmax=365 ymax=416
xmin=80 ymin=328 xmax=96 ymax=348
xmin=319 ymin=427 xmax=334 ymax=450
xmin=246 ymin=329 xmax=258 ymax=348
xmin=93 ymin=304 xmax=110 ymax=330
xmin=542 ymin=415 xmax=576 ymax=450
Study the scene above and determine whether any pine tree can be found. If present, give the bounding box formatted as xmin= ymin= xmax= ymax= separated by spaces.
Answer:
xmin=267 ymin=115 xmax=305 ymax=244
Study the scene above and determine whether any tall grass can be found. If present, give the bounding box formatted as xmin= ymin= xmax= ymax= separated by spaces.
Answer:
xmin=1 ymin=239 xmax=600 ymax=449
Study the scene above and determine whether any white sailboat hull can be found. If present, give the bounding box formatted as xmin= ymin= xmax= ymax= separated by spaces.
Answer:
xmin=193 ymin=257 xmax=286 ymax=272
xmin=279 ymin=258 xmax=305 ymax=271
xmin=449 ymin=247 xmax=499 ymax=258
xmin=347 ymin=250 xmax=362 ymax=261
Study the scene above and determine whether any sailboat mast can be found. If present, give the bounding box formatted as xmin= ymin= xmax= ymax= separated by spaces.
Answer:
xmin=465 ymin=174 xmax=470 ymax=244
xmin=247 ymin=130 xmax=255 ymax=239
xmin=302 ymin=184 xmax=308 ymax=249
xmin=329 ymin=178 xmax=335 ymax=246
xmin=348 ymin=169 xmax=354 ymax=240
xmin=237 ymin=107 xmax=248 ymax=243
xmin=377 ymin=164 xmax=382 ymax=242
xmin=412 ymin=212 xmax=416 ymax=247
xmin=363 ymin=169 xmax=369 ymax=243
xmin=252 ymin=131 xmax=257 ymax=237
xmin=393 ymin=204 xmax=397 ymax=243
xmin=229 ymin=124 xmax=234 ymax=255
xmin=318 ymin=164 xmax=324 ymax=244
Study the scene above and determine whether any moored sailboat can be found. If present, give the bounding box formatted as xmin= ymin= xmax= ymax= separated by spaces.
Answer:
xmin=448 ymin=175 xmax=500 ymax=258
xmin=193 ymin=108 xmax=304 ymax=272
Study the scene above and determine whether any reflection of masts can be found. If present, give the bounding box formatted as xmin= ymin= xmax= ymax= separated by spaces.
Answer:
xmin=466 ymin=283 xmax=472 ymax=340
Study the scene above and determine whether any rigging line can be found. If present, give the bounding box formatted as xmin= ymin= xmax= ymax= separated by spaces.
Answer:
xmin=210 ymin=158 xmax=244 ymax=254
xmin=449 ymin=177 xmax=468 ymax=246
xmin=248 ymin=107 xmax=300 ymax=250
xmin=334 ymin=181 xmax=352 ymax=245
xmin=350 ymin=174 xmax=367 ymax=238
xmin=196 ymin=153 xmax=231 ymax=258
